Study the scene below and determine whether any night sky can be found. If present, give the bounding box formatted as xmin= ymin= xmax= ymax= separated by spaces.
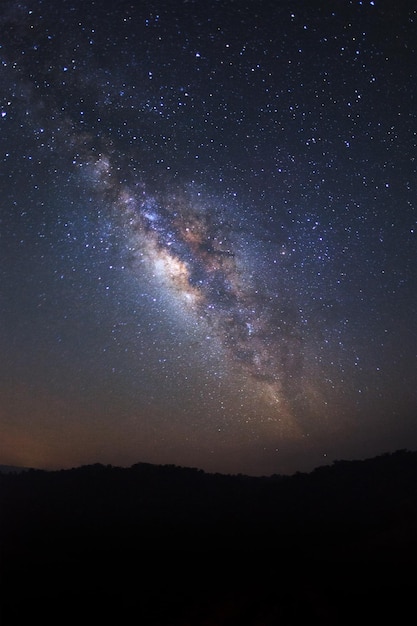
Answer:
xmin=1 ymin=0 xmax=416 ymax=476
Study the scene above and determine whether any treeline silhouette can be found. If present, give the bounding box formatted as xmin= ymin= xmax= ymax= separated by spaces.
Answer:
xmin=1 ymin=450 xmax=416 ymax=625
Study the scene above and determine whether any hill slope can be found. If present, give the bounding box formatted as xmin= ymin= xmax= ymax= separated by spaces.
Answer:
xmin=1 ymin=450 xmax=416 ymax=625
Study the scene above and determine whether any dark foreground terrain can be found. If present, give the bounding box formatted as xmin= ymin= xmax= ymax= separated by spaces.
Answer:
xmin=1 ymin=450 xmax=416 ymax=625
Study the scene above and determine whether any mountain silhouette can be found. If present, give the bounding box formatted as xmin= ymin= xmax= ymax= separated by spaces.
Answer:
xmin=0 ymin=465 xmax=32 ymax=474
xmin=1 ymin=450 xmax=416 ymax=625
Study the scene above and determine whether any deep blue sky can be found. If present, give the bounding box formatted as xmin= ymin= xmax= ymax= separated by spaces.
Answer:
xmin=0 ymin=0 xmax=416 ymax=475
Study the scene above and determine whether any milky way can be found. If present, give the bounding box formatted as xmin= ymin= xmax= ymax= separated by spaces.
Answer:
xmin=0 ymin=0 xmax=415 ymax=474
xmin=82 ymin=150 xmax=306 ymax=420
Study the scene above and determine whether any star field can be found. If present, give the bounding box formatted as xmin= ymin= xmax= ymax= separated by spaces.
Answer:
xmin=0 ymin=0 xmax=416 ymax=475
